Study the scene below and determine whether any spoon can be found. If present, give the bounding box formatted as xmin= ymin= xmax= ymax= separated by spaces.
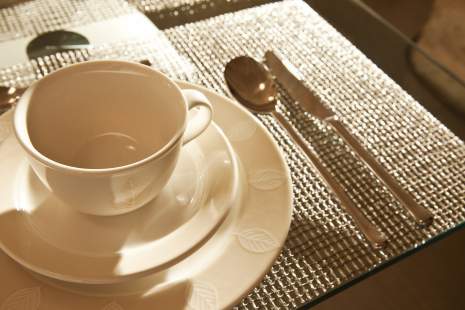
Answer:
xmin=225 ymin=56 xmax=387 ymax=249
xmin=0 ymin=59 xmax=153 ymax=109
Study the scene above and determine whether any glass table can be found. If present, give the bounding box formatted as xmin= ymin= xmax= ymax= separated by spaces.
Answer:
xmin=0 ymin=1 xmax=464 ymax=309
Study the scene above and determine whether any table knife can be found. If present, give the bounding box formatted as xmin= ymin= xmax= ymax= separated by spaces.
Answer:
xmin=264 ymin=50 xmax=433 ymax=227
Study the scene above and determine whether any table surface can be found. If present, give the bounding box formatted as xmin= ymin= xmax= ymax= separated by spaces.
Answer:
xmin=0 ymin=1 xmax=464 ymax=309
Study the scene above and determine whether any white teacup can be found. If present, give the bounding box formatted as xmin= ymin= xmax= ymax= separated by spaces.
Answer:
xmin=13 ymin=60 xmax=212 ymax=216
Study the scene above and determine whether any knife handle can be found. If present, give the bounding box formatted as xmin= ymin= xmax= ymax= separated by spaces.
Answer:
xmin=273 ymin=111 xmax=387 ymax=249
xmin=327 ymin=118 xmax=433 ymax=226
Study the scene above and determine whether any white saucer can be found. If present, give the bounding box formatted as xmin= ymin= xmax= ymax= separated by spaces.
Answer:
xmin=0 ymin=120 xmax=240 ymax=284
xmin=0 ymin=81 xmax=293 ymax=310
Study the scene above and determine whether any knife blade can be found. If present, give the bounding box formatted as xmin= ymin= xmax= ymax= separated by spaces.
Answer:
xmin=265 ymin=50 xmax=433 ymax=226
xmin=264 ymin=51 xmax=334 ymax=120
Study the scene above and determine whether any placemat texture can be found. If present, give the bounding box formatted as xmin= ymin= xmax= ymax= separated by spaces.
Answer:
xmin=131 ymin=0 xmax=232 ymax=13
xmin=0 ymin=0 xmax=135 ymax=42
xmin=129 ymin=0 xmax=269 ymax=16
xmin=0 ymin=35 xmax=196 ymax=88
xmin=162 ymin=1 xmax=465 ymax=308
xmin=128 ymin=0 xmax=275 ymax=29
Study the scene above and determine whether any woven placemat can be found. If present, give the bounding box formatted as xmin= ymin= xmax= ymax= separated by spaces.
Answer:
xmin=0 ymin=0 xmax=464 ymax=309
xmin=0 ymin=35 xmax=195 ymax=87
xmin=129 ymin=0 xmax=268 ymax=16
xmin=0 ymin=0 xmax=135 ymax=42
xmin=128 ymin=0 xmax=276 ymax=29
xmin=162 ymin=1 xmax=465 ymax=308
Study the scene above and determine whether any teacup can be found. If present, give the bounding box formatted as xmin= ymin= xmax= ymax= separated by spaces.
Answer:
xmin=13 ymin=60 xmax=212 ymax=216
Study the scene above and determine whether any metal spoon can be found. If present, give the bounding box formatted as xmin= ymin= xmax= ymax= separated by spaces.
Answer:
xmin=225 ymin=56 xmax=387 ymax=249
xmin=0 ymin=59 xmax=154 ymax=109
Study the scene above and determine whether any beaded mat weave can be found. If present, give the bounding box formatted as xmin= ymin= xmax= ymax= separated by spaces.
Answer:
xmin=128 ymin=0 xmax=269 ymax=16
xmin=0 ymin=34 xmax=195 ymax=87
xmin=0 ymin=0 xmax=135 ymax=42
xmin=0 ymin=0 xmax=464 ymax=309
xmin=128 ymin=0 xmax=275 ymax=29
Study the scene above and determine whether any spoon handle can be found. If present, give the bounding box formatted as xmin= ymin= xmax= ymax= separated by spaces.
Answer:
xmin=272 ymin=111 xmax=387 ymax=249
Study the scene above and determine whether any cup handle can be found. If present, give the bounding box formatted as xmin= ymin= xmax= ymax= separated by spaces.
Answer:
xmin=181 ymin=89 xmax=213 ymax=145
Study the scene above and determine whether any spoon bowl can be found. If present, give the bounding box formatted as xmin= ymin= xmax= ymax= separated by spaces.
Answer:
xmin=224 ymin=56 xmax=277 ymax=113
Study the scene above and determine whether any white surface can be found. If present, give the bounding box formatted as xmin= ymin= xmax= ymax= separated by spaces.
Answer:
xmin=0 ymin=114 xmax=239 ymax=283
xmin=0 ymin=12 xmax=160 ymax=68
xmin=13 ymin=61 xmax=212 ymax=216
xmin=0 ymin=81 xmax=293 ymax=310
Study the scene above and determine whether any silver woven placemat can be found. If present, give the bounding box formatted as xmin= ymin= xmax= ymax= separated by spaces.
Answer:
xmin=0 ymin=35 xmax=196 ymax=88
xmin=128 ymin=0 xmax=276 ymax=29
xmin=129 ymin=0 xmax=268 ymax=14
xmin=0 ymin=0 xmax=464 ymax=309
xmin=0 ymin=0 xmax=135 ymax=42
xmin=162 ymin=1 xmax=465 ymax=308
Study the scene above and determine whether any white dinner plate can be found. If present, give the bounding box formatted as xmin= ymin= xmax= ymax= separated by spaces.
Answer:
xmin=0 ymin=81 xmax=293 ymax=310
xmin=0 ymin=119 xmax=240 ymax=284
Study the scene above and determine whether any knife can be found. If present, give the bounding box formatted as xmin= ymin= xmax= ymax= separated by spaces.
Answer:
xmin=264 ymin=50 xmax=433 ymax=227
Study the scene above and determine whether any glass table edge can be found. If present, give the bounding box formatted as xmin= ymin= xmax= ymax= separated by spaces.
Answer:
xmin=296 ymin=220 xmax=465 ymax=309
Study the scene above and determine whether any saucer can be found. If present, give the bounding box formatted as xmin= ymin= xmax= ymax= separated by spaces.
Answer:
xmin=0 ymin=119 xmax=240 ymax=284
xmin=0 ymin=81 xmax=293 ymax=310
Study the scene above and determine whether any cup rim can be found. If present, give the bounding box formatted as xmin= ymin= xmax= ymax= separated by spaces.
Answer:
xmin=13 ymin=60 xmax=188 ymax=175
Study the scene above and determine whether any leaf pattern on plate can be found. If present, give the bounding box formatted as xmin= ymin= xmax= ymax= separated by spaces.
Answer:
xmin=187 ymin=281 xmax=217 ymax=310
xmin=101 ymin=301 xmax=124 ymax=310
xmin=248 ymin=169 xmax=285 ymax=191
xmin=224 ymin=119 xmax=257 ymax=142
xmin=236 ymin=228 xmax=278 ymax=253
xmin=1 ymin=287 xmax=41 ymax=310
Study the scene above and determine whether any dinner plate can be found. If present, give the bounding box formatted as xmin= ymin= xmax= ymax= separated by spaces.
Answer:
xmin=0 ymin=81 xmax=293 ymax=310
xmin=0 ymin=118 xmax=240 ymax=284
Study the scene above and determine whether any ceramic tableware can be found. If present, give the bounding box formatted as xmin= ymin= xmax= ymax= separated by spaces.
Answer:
xmin=13 ymin=60 xmax=212 ymax=216
xmin=0 ymin=115 xmax=239 ymax=284
xmin=0 ymin=81 xmax=293 ymax=309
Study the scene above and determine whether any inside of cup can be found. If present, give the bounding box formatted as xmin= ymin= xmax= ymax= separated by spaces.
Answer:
xmin=25 ymin=62 xmax=186 ymax=169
